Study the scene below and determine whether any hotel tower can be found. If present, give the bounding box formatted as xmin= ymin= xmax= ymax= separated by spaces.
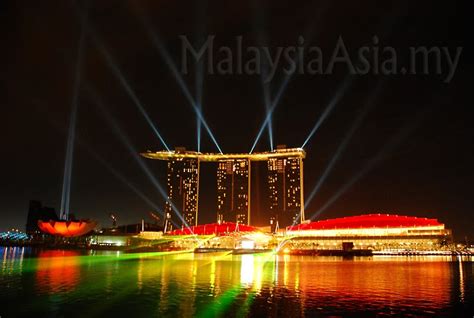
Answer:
xmin=142 ymin=146 xmax=305 ymax=228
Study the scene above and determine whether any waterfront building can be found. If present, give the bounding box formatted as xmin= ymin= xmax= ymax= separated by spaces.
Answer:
xmin=165 ymin=148 xmax=200 ymax=228
xmin=267 ymin=145 xmax=305 ymax=228
xmin=38 ymin=220 xmax=97 ymax=237
xmin=285 ymin=214 xmax=453 ymax=251
xmin=217 ymin=159 xmax=250 ymax=224
xmin=142 ymin=147 xmax=306 ymax=226
xmin=163 ymin=214 xmax=453 ymax=253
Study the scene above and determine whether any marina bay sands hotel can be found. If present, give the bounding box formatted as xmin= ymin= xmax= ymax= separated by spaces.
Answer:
xmin=141 ymin=146 xmax=305 ymax=229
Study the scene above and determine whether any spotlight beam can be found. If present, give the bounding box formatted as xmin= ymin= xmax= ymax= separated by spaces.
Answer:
xmin=138 ymin=14 xmax=223 ymax=154
xmin=309 ymin=109 xmax=427 ymax=221
xmin=263 ymin=82 xmax=274 ymax=151
xmin=252 ymin=2 xmax=274 ymax=151
xmin=303 ymin=80 xmax=386 ymax=215
xmin=77 ymin=139 xmax=163 ymax=214
xmin=60 ymin=9 xmax=87 ymax=221
xmin=146 ymin=28 xmax=222 ymax=154
xmin=196 ymin=66 xmax=203 ymax=152
xmin=249 ymin=75 xmax=290 ymax=153
xmin=78 ymin=14 xmax=171 ymax=151
xmin=301 ymin=76 xmax=353 ymax=149
xmin=194 ymin=1 xmax=207 ymax=152
xmin=249 ymin=2 xmax=331 ymax=153
xmin=298 ymin=9 xmax=398 ymax=151
xmin=260 ymin=47 xmax=274 ymax=151
xmin=86 ymin=87 xmax=191 ymax=229
xmin=30 ymin=98 xmax=164 ymax=219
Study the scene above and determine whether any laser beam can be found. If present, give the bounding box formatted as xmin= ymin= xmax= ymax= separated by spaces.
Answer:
xmin=137 ymin=13 xmax=223 ymax=154
xmin=196 ymin=79 xmax=203 ymax=152
xmin=300 ymin=9 xmax=401 ymax=151
xmin=249 ymin=76 xmax=290 ymax=153
xmin=249 ymin=2 xmax=331 ymax=153
xmin=303 ymin=80 xmax=386 ymax=220
xmin=301 ymin=76 xmax=353 ymax=149
xmin=263 ymin=85 xmax=274 ymax=151
xmin=194 ymin=1 xmax=207 ymax=152
xmin=78 ymin=140 xmax=163 ymax=214
xmin=60 ymin=9 xmax=87 ymax=221
xmin=86 ymin=87 xmax=190 ymax=229
xmin=252 ymin=2 xmax=274 ymax=151
xmin=247 ymin=56 xmax=302 ymax=154
xmin=31 ymin=97 xmax=164 ymax=220
xmin=309 ymin=108 xmax=426 ymax=220
xmin=84 ymin=24 xmax=170 ymax=151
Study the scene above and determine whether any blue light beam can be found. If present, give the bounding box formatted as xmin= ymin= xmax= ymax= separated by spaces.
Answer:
xmin=196 ymin=77 xmax=203 ymax=152
xmin=249 ymin=2 xmax=331 ymax=153
xmin=303 ymin=80 xmax=385 ymax=215
xmin=31 ymin=95 xmax=164 ymax=219
xmin=87 ymin=87 xmax=191 ymax=229
xmin=249 ymin=75 xmax=290 ymax=153
xmin=86 ymin=27 xmax=170 ymax=151
xmin=78 ymin=139 xmax=163 ymax=214
xmin=301 ymin=76 xmax=353 ymax=149
xmin=60 ymin=10 xmax=87 ymax=221
xmin=138 ymin=14 xmax=223 ymax=154
xmin=309 ymin=108 xmax=426 ymax=221
xmin=263 ymin=83 xmax=274 ymax=151
xmin=194 ymin=1 xmax=207 ymax=152
xmin=252 ymin=2 xmax=274 ymax=151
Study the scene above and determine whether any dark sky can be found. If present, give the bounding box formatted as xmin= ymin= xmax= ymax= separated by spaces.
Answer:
xmin=1 ymin=1 xmax=472 ymax=240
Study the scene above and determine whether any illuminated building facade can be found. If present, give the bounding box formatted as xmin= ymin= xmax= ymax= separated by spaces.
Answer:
xmin=165 ymin=148 xmax=200 ymax=227
xmin=142 ymin=147 xmax=305 ymax=227
xmin=38 ymin=220 xmax=97 ymax=237
xmin=127 ymin=214 xmax=454 ymax=255
xmin=217 ymin=159 xmax=250 ymax=224
xmin=268 ymin=146 xmax=305 ymax=228
xmin=285 ymin=214 xmax=453 ymax=251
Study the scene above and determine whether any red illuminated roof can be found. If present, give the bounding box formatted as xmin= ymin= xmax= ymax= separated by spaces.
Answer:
xmin=38 ymin=220 xmax=97 ymax=237
xmin=167 ymin=222 xmax=259 ymax=235
xmin=287 ymin=214 xmax=443 ymax=231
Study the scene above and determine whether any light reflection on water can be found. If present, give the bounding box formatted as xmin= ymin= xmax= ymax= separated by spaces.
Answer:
xmin=0 ymin=247 xmax=473 ymax=317
xmin=35 ymin=250 xmax=80 ymax=294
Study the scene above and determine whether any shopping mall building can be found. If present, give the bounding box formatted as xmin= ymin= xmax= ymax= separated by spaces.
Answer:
xmin=283 ymin=214 xmax=452 ymax=251
xmin=162 ymin=214 xmax=453 ymax=252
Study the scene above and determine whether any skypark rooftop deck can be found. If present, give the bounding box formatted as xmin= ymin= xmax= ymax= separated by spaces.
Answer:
xmin=141 ymin=147 xmax=306 ymax=161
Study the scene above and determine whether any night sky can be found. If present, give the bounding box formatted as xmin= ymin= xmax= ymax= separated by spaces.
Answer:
xmin=1 ymin=1 xmax=472 ymax=240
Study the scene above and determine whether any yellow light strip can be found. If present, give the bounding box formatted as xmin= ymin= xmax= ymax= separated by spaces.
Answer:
xmin=287 ymin=225 xmax=447 ymax=237
xmin=141 ymin=148 xmax=306 ymax=162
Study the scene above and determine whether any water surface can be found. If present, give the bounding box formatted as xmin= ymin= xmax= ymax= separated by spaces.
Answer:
xmin=1 ymin=247 xmax=472 ymax=317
